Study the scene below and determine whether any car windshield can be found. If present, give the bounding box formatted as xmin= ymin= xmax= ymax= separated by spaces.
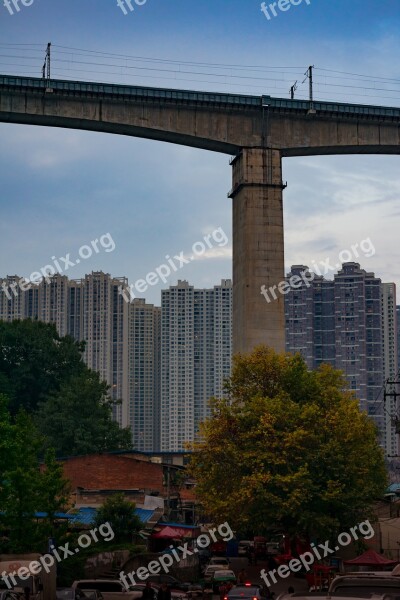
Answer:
xmin=57 ymin=592 xmax=75 ymax=600
xmin=333 ymin=587 xmax=400 ymax=596
xmin=77 ymin=584 xmax=120 ymax=592
xmin=228 ymin=588 xmax=259 ymax=597
xmin=211 ymin=559 xmax=228 ymax=563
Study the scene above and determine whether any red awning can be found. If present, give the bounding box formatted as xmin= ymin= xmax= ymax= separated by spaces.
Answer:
xmin=152 ymin=526 xmax=183 ymax=539
xmin=344 ymin=549 xmax=398 ymax=566
xmin=152 ymin=525 xmax=200 ymax=539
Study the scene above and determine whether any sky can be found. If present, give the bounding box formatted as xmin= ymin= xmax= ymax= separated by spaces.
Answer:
xmin=0 ymin=0 xmax=399 ymax=304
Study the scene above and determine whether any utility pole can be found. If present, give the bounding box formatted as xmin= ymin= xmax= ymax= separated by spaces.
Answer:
xmin=43 ymin=42 xmax=53 ymax=93
xmin=303 ymin=65 xmax=315 ymax=113
xmin=290 ymin=81 xmax=298 ymax=100
xmin=46 ymin=42 xmax=51 ymax=81
xmin=166 ymin=466 xmax=171 ymax=521
xmin=385 ymin=377 xmax=400 ymax=436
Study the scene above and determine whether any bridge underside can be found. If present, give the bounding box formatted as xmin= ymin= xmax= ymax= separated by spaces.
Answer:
xmin=1 ymin=76 xmax=400 ymax=355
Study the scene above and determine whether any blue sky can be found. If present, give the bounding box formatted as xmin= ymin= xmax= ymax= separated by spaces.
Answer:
xmin=0 ymin=0 xmax=399 ymax=303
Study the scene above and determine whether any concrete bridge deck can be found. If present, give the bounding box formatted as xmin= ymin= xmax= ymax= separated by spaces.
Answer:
xmin=1 ymin=74 xmax=399 ymax=353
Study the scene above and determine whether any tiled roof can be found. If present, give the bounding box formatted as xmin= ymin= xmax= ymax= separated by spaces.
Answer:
xmin=68 ymin=506 xmax=155 ymax=525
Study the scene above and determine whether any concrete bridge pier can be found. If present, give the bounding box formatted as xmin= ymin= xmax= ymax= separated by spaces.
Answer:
xmin=230 ymin=147 xmax=286 ymax=355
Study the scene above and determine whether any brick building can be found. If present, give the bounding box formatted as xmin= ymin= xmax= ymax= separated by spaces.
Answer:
xmin=59 ymin=451 xmax=196 ymax=523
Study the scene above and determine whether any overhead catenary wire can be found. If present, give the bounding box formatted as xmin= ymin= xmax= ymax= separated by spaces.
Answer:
xmin=0 ymin=43 xmax=399 ymax=107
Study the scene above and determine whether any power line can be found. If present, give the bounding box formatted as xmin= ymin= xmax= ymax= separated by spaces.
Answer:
xmin=0 ymin=43 xmax=399 ymax=106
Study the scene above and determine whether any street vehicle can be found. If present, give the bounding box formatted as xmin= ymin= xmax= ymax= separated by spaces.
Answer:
xmin=253 ymin=538 xmax=267 ymax=560
xmin=211 ymin=570 xmax=236 ymax=593
xmin=328 ymin=574 xmax=400 ymax=596
xmin=0 ymin=554 xmax=56 ymax=600
xmin=208 ymin=558 xmax=230 ymax=568
xmin=224 ymin=585 xmax=266 ymax=600
xmin=204 ymin=566 xmax=224 ymax=583
xmin=56 ymin=588 xmax=87 ymax=600
xmin=265 ymin=543 xmax=280 ymax=556
xmin=72 ymin=580 xmax=139 ymax=600
xmin=81 ymin=590 xmax=105 ymax=600
xmin=128 ymin=583 xmax=188 ymax=600
xmin=145 ymin=575 xmax=191 ymax=592
xmin=210 ymin=541 xmax=227 ymax=556
xmin=277 ymin=594 xmax=391 ymax=600
xmin=0 ymin=592 xmax=23 ymax=600
xmin=238 ymin=542 xmax=254 ymax=557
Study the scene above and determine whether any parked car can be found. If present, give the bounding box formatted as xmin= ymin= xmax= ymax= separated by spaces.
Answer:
xmin=276 ymin=594 xmax=389 ymax=600
xmin=128 ymin=584 xmax=188 ymax=600
xmin=208 ymin=557 xmax=230 ymax=568
xmin=204 ymin=565 xmax=225 ymax=583
xmin=146 ymin=575 xmax=191 ymax=592
xmin=81 ymin=591 xmax=105 ymax=600
xmin=238 ymin=542 xmax=254 ymax=557
xmin=328 ymin=573 xmax=400 ymax=596
xmin=72 ymin=580 xmax=139 ymax=600
xmin=224 ymin=585 xmax=266 ymax=600
xmin=56 ymin=589 xmax=87 ymax=600
xmin=0 ymin=592 xmax=22 ymax=600
xmin=211 ymin=570 xmax=236 ymax=594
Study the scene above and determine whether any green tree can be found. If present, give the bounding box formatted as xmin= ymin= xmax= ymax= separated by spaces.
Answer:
xmin=0 ymin=396 xmax=71 ymax=552
xmin=38 ymin=448 xmax=71 ymax=540
xmin=0 ymin=319 xmax=86 ymax=414
xmin=93 ymin=494 xmax=142 ymax=543
xmin=36 ymin=372 xmax=132 ymax=456
xmin=189 ymin=346 xmax=387 ymax=541
xmin=0 ymin=320 xmax=132 ymax=456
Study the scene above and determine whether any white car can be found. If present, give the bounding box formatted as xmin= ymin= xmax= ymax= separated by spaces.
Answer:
xmin=204 ymin=565 xmax=225 ymax=582
xmin=208 ymin=557 xmax=230 ymax=568
xmin=129 ymin=584 xmax=188 ymax=600
xmin=0 ymin=592 xmax=22 ymax=600
xmin=72 ymin=580 xmax=139 ymax=600
xmin=238 ymin=541 xmax=253 ymax=556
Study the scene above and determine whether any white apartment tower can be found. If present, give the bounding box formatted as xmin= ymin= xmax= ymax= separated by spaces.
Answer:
xmin=39 ymin=274 xmax=69 ymax=337
xmin=0 ymin=276 xmax=26 ymax=321
xmin=161 ymin=279 xmax=232 ymax=451
xmin=128 ymin=298 xmax=161 ymax=452
xmin=382 ymin=283 xmax=399 ymax=456
xmin=81 ymin=272 xmax=129 ymax=427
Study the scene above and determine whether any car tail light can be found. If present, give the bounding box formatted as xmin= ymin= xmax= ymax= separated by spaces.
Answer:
xmin=244 ymin=583 xmax=252 ymax=587
xmin=252 ymin=597 xmax=258 ymax=600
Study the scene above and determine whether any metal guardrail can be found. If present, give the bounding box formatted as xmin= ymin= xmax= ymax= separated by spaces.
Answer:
xmin=1 ymin=74 xmax=400 ymax=119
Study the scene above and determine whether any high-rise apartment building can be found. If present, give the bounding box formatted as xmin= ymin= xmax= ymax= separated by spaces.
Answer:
xmin=128 ymin=298 xmax=161 ymax=452
xmin=382 ymin=283 xmax=399 ymax=455
xmin=38 ymin=274 xmax=69 ymax=337
xmin=161 ymin=279 xmax=232 ymax=451
xmin=285 ymin=263 xmax=390 ymax=447
xmin=0 ymin=276 xmax=26 ymax=321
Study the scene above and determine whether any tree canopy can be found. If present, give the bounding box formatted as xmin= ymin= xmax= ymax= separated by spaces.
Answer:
xmin=36 ymin=372 xmax=132 ymax=456
xmin=0 ymin=319 xmax=86 ymax=414
xmin=189 ymin=346 xmax=387 ymax=540
xmin=93 ymin=494 xmax=142 ymax=543
xmin=0 ymin=394 xmax=71 ymax=552
xmin=0 ymin=319 xmax=132 ymax=456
